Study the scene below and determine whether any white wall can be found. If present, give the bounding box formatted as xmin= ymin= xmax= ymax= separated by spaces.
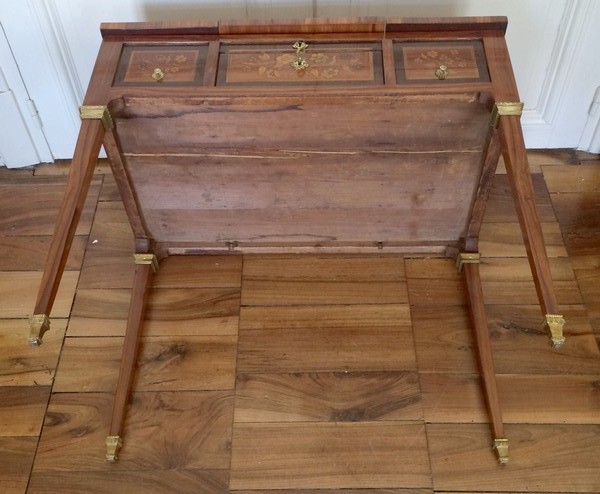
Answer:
xmin=1 ymin=0 xmax=599 ymax=166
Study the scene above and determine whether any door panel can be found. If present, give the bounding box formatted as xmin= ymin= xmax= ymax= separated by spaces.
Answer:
xmin=0 ymin=23 xmax=52 ymax=167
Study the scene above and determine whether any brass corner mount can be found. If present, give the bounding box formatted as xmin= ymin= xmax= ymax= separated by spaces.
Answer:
xmin=491 ymin=101 xmax=524 ymax=127
xmin=133 ymin=253 xmax=159 ymax=273
xmin=456 ymin=252 xmax=481 ymax=272
xmin=79 ymin=105 xmax=114 ymax=130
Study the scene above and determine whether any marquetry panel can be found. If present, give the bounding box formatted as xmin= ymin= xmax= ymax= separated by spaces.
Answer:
xmin=218 ymin=42 xmax=383 ymax=86
xmin=394 ymin=40 xmax=489 ymax=83
xmin=114 ymin=44 xmax=209 ymax=85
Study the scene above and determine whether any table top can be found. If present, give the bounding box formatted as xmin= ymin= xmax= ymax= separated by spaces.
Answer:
xmin=81 ymin=17 xmax=520 ymax=257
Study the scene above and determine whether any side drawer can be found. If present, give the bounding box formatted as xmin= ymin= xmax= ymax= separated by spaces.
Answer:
xmin=394 ymin=40 xmax=490 ymax=84
xmin=217 ymin=42 xmax=383 ymax=86
xmin=113 ymin=44 xmax=209 ymax=86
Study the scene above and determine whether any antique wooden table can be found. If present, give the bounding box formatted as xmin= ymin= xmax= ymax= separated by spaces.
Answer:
xmin=29 ymin=17 xmax=565 ymax=465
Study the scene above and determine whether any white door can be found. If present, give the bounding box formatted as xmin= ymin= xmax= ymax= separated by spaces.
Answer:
xmin=1 ymin=0 xmax=599 ymax=168
xmin=0 ymin=22 xmax=53 ymax=168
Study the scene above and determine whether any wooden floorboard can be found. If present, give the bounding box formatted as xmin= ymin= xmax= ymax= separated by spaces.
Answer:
xmin=0 ymin=151 xmax=599 ymax=493
xmin=230 ymin=422 xmax=432 ymax=490
xmin=428 ymin=423 xmax=600 ymax=493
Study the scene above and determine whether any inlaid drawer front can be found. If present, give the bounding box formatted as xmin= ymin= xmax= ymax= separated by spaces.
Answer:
xmin=217 ymin=42 xmax=383 ymax=86
xmin=394 ymin=40 xmax=489 ymax=83
xmin=114 ymin=44 xmax=209 ymax=85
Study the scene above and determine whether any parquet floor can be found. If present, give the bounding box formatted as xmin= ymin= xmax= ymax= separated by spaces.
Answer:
xmin=1 ymin=150 xmax=599 ymax=493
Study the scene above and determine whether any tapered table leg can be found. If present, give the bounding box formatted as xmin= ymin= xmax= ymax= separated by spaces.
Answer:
xmin=497 ymin=114 xmax=564 ymax=348
xmin=458 ymin=253 xmax=508 ymax=464
xmin=29 ymin=119 xmax=105 ymax=346
xmin=106 ymin=253 xmax=157 ymax=462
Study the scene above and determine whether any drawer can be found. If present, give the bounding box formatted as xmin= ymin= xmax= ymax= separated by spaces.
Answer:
xmin=113 ymin=44 xmax=209 ymax=85
xmin=217 ymin=42 xmax=383 ymax=86
xmin=394 ymin=40 xmax=489 ymax=83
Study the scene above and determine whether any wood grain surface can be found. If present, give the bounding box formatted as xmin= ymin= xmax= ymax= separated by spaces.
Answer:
xmin=1 ymin=98 xmax=599 ymax=494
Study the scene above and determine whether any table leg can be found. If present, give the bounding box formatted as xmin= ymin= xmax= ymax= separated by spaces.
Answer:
xmin=458 ymin=253 xmax=508 ymax=464
xmin=29 ymin=119 xmax=104 ymax=346
xmin=498 ymin=115 xmax=565 ymax=348
xmin=106 ymin=253 xmax=157 ymax=462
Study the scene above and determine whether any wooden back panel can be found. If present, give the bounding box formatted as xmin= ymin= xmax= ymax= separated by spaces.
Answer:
xmin=109 ymin=94 xmax=491 ymax=250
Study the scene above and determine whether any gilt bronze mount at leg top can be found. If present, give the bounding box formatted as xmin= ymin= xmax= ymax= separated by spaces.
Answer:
xmin=79 ymin=105 xmax=114 ymax=130
xmin=133 ymin=253 xmax=159 ymax=272
xmin=491 ymin=101 xmax=524 ymax=128
xmin=456 ymin=252 xmax=481 ymax=272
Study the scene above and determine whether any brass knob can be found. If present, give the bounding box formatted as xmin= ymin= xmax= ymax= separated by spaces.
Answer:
xmin=292 ymin=58 xmax=309 ymax=71
xmin=152 ymin=68 xmax=164 ymax=82
xmin=292 ymin=41 xmax=309 ymax=71
xmin=434 ymin=65 xmax=448 ymax=80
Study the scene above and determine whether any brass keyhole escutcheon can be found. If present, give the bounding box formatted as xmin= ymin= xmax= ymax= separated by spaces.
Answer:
xmin=292 ymin=41 xmax=309 ymax=71
xmin=434 ymin=65 xmax=448 ymax=80
xmin=152 ymin=68 xmax=165 ymax=82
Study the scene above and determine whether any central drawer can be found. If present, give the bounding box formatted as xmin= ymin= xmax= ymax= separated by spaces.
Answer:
xmin=217 ymin=42 xmax=384 ymax=86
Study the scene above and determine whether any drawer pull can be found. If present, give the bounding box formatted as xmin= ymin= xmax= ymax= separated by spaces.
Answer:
xmin=292 ymin=41 xmax=309 ymax=71
xmin=152 ymin=68 xmax=165 ymax=82
xmin=434 ymin=65 xmax=448 ymax=80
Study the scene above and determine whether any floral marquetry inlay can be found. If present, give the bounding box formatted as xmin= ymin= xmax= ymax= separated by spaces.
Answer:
xmin=395 ymin=41 xmax=490 ymax=83
xmin=115 ymin=44 xmax=208 ymax=85
xmin=220 ymin=44 xmax=382 ymax=85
